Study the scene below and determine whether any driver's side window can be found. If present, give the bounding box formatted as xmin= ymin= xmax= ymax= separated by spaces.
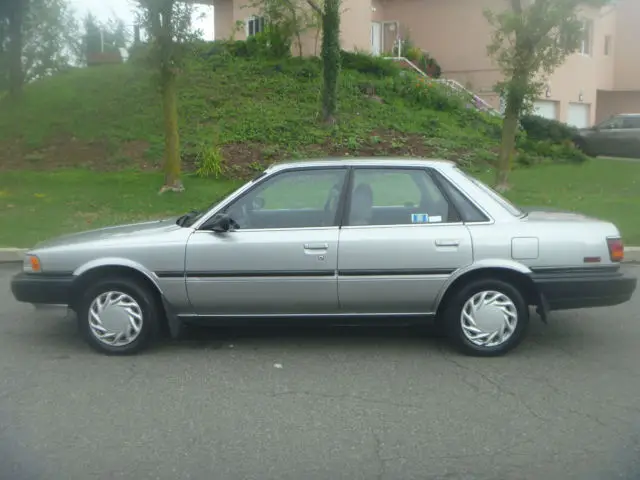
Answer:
xmin=225 ymin=168 xmax=347 ymax=230
xmin=599 ymin=115 xmax=624 ymax=130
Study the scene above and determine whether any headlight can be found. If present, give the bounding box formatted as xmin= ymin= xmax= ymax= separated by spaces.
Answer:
xmin=23 ymin=254 xmax=42 ymax=273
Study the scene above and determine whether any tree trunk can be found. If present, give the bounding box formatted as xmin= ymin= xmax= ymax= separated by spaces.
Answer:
xmin=320 ymin=0 xmax=340 ymax=124
xmin=295 ymin=32 xmax=303 ymax=57
xmin=7 ymin=0 xmax=24 ymax=97
xmin=160 ymin=69 xmax=183 ymax=192
xmin=495 ymin=71 xmax=526 ymax=192
xmin=154 ymin=0 xmax=183 ymax=193
xmin=495 ymin=110 xmax=518 ymax=191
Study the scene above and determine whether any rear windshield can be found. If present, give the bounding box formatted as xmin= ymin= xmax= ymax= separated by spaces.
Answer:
xmin=455 ymin=168 xmax=524 ymax=217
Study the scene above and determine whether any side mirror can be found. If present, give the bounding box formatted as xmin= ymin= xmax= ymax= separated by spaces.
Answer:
xmin=206 ymin=213 xmax=238 ymax=233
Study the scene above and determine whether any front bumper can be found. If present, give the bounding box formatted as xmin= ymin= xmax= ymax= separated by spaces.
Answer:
xmin=532 ymin=266 xmax=637 ymax=311
xmin=11 ymin=272 xmax=74 ymax=306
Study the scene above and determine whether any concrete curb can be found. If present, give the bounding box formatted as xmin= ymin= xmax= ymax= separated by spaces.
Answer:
xmin=0 ymin=248 xmax=26 ymax=264
xmin=626 ymin=247 xmax=640 ymax=264
xmin=2 ymin=246 xmax=640 ymax=264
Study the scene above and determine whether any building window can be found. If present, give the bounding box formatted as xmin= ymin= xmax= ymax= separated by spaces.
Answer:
xmin=604 ymin=35 xmax=612 ymax=56
xmin=246 ymin=16 xmax=266 ymax=37
xmin=579 ymin=20 xmax=593 ymax=56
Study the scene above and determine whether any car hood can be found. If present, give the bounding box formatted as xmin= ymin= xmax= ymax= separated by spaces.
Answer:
xmin=33 ymin=217 xmax=182 ymax=250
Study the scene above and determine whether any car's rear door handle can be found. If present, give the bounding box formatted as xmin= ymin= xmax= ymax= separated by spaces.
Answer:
xmin=435 ymin=239 xmax=460 ymax=247
xmin=304 ymin=243 xmax=329 ymax=250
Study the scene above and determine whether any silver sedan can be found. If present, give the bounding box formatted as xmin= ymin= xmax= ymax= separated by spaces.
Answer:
xmin=11 ymin=158 xmax=637 ymax=356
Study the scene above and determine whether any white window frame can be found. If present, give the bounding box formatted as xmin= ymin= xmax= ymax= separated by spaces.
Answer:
xmin=245 ymin=15 xmax=266 ymax=37
xmin=579 ymin=20 xmax=594 ymax=56
xmin=604 ymin=34 xmax=612 ymax=56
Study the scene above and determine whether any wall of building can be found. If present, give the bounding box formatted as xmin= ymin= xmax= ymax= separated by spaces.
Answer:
xmin=372 ymin=0 xmax=617 ymax=126
xmin=596 ymin=91 xmax=640 ymax=124
xmin=612 ymin=0 xmax=640 ymax=91
xmin=212 ymin=0 xmax=234 ymax=40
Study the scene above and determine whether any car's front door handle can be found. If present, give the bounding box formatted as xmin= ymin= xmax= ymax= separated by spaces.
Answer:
xmin=435 ymin=239 xmax=460 ymax=247
xmin=304 ymin=243 xmax=329 ymax=250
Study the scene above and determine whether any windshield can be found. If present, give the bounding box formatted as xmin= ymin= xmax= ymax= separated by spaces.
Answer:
xmin=455 ymin=168 xmax=524 ymax=217
xmin=178 ymin=183 xmax=251 ymax=228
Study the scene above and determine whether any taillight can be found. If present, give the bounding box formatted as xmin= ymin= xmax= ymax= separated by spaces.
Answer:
xmin=607 ymin=237 xmax=624 ymax=262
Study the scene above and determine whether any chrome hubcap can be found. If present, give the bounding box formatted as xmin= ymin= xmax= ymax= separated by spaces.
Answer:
xmin=88 ymin=291 xmax=143 ymax=347
xmin=460 ymin=290 xmax=518 ymax=348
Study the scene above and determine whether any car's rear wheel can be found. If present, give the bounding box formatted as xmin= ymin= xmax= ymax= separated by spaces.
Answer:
xmin=444 ymin=278 xmax=529 ymax=357
xmin=77 ymin=276 xmax=160 ymax=355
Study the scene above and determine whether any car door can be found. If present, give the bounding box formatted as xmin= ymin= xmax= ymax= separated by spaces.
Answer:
xmin=337 ymin=167 xmax=473 ymax=315
xmin=591 ymin=115 xmax=625 ymax=157
xmin=185 ymin=167 xmax=348 ymax=316
xmin=620 ymin=115 xmax=640 ymax=157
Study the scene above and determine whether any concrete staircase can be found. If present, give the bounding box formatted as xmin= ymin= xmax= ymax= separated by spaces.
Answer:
xmin=384 ymin=56 xmax=502 ymax=118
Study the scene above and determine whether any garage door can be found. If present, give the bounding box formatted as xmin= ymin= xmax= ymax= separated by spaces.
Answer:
xmin=533 ymin=100 xmax=558 ymax=120
xmin=567 ymin=103 xmax=591 ymax=129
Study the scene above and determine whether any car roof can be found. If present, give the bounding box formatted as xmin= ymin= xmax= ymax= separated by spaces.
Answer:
xmin=266 ymin=157 xmax=456 ymax=173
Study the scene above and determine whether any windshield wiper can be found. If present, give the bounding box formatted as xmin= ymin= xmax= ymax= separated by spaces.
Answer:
xmin=176 ymin=210 xmax=200 ymax=227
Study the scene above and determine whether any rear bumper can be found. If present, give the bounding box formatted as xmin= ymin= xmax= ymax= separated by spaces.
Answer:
xmin=11 ymin=272 xmax=74 ymax=306
xmin=532 ymin=266 xmax=637 ymax=311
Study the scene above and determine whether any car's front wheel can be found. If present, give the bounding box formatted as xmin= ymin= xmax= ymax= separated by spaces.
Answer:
xmin=77 ymin=276 xmax=160 ymax=355
xmin=444 ymin=278 xmax=529 ymax=357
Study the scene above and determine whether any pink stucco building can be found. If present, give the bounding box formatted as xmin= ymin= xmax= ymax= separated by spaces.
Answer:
xmin=207 ymin=0 xmax=640 ymax=128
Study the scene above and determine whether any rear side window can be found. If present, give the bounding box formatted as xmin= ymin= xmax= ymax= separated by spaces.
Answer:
xmin=453 ymin=168 xmax=523 ymax=217
xmin=622 ymin=116 xmax=640 ymax=129
xmin=435 ymin=172 xmax=489 ymax=223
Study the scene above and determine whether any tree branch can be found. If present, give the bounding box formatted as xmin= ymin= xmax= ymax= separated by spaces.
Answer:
xmin=305 ymin=0 xmax=322 ymax=15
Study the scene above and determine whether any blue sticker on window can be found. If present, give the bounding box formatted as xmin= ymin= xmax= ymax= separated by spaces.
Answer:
xmin=411 ymin=213 xmax=430 ymax=223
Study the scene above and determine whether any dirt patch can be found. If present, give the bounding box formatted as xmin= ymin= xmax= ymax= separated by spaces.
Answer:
xmin=0 ymin=137 xmax=155 ymax=171
xmin=119 ymin=140 xmax=150 ymax=161
xmin=0 ymin=129 xmax=482 ymax=176
xmin=0 ymin=137 xmax=110 ymax=170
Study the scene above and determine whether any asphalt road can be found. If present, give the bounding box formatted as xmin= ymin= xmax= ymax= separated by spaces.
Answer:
xmin=1 ymin=264 xmax=640 ymax=480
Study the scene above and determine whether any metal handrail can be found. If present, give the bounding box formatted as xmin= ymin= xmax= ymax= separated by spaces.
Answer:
xmin=383 ymin=56 xmax=502 ymax=117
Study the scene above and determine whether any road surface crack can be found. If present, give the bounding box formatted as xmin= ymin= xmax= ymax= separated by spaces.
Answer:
xmin=443 ymin=355 xmax=549 ymax=423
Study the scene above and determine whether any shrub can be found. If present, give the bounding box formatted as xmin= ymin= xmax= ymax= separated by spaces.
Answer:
xmin=195 ymin=31 xmax=291 ymax=61
xmin=404 ymin=46 xmax=422 ymax=62
xmin=127 ymin=43 xmax=152 ymax=66
xmin=516 ymin=139 xmax=589 ymax=165
xmin=194 ymin=140 xmax=225 ymax=179
xmin=417 ymin=53 xmax=441 ymax=79
xmin=378 ymin=74 xmax=467 ymax=112
xmin=340 ymin=51 xmax=400 ymax=77
xmin=519 ymin=114 xmax=579 ymax=144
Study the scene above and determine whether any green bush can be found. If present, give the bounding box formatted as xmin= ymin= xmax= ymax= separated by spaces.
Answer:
xmin=127 ymin=43 xmax=152 ymax=66
xmin=377 ymin=74 xmax=468 ymax=112
xmin=340 ymin=51 xmax=400 ymax=77
xmin=520 ymin=114 xmax=579 ymax=144
xmin=195 ymin=31 xmax=291 ymax=60
xmin=517 ymin=139 xmax=589 ymax=165
xmin=417 ymin=53 xmax=442 ymax=79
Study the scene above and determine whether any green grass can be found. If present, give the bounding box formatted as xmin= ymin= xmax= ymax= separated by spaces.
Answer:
xmin=0 ymin=46 xmax=575 ymax=171
xmin=1 ymin=158 xmax=638 ymax=248
xmin=0 ymin=170 xmax=241 ymax=247
xmin=483 ymin=158 xmax=640 ymax=243
xmin=0 ymin=44 xmax=622 ymax=247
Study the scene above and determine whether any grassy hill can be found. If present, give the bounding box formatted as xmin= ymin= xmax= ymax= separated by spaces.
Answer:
xmin=2 ymin=42 xmax=639 ymax=248
xmin=0 ymin=43 xmax=578 ymax=176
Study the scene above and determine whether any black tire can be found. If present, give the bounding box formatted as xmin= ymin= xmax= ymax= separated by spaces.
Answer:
xmin=443 ymin=278 xmax=529 ymax=357
xmin=77 ymin=276 xmax=160 ymax=355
